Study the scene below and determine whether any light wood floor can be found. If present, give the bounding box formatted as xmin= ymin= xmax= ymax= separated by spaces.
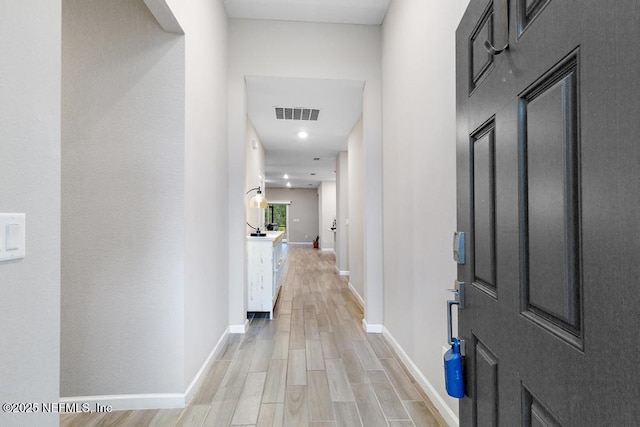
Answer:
xmin=60 ymin=247 xmax=446 ymax=427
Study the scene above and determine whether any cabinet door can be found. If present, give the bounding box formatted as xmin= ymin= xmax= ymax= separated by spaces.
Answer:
xmin=247 ymin=241 xmax=274 ymax=312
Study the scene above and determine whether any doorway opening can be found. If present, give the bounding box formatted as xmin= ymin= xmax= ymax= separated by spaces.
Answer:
xmin=265 ymin=202 xmax=290 ymax=242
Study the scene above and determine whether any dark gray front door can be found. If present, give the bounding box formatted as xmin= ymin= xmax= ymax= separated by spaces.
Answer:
xmin=456 ymin=1 xmax=640 ymax=425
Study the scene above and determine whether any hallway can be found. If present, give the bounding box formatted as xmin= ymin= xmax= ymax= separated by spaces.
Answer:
xmin=60 ymin=247 xmax=446 ymax=426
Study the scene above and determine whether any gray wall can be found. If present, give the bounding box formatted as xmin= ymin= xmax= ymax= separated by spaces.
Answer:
xmin=245 ymin=118 xmax=266 ymax=235
xmin=0 ymin=1 xmax=61 ymax=425
xmin=348 ymin=118 xmax=365 ymax=302
xmin=336 ymin=151 xmax=349 ymax=273
xmin=318 ymin=181 xmax=336 ymax=250
xmin=179 ymin=0 xmax=230 ymax=392
xmin=382 ymin=0 xmax=469 ymax=422
xmin=266 ymin=188 xmax=319 ymax=244
xmin=62 ymin=0 xmax=186 ymax=396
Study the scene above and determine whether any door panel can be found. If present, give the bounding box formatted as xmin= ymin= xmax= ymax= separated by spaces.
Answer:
xmin=519 ymin=50 xmax=582 ymax=345
xmin=457 ymin=0 xmax=640 ymax=425
xmin=471 ymin=119 xmax=497 ymax=295
xmin=474 ymin=338 xmax=499 ymax=426
xmin=469 ymin=1 xmax=495 ymax=94
xmin=516 ymin=0 xmax=551 ymax=37
xmin=522 ymin=386 xmax=562 ymax=427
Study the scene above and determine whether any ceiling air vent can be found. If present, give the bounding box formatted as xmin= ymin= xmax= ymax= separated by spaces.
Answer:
xmin=275 ymin=107 xmax=320 ymax=121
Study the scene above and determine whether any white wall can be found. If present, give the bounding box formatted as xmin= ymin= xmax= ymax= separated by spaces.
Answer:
xmin=62 ymin=0 xmax=230 ymax=401
xmin=0 ymin=1 xmax=61 ymax=425
xmin=348 ymin=118 xmax=365 ymax=304
xmin=381 ymin=0 xmax=469 ymax=423
xmin=318 ymin=181 xmax=337 ymax=250
xmin=228 ymin=18 xmax=383 ymax=329
xmin=335 ymin=151 xmax=349 ymax=274
xmin=62 ymin=0 xmax=185 ymax=396
xmin=266 ymin=188 xmax=319 ymax=244
xmin=180 ymin=0 xmax=230 ymax=392
xmin=245 ymin=118 xmax=266 ymax=235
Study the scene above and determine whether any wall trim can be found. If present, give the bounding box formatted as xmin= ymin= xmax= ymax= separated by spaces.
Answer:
xmin=184 ymin=327 xmax=229 ymax=404
xmin=287 ymin=242 xmax=313 ymax=246
xmin=60 ymin=393 xmax=184 ymax=412
xmin=335 ymin=266 xmax=349 ymax=276
xmin=348 ymin=281 xmax=364 ymax=308
xmin=229 ymin=319 xmax=250 ymax=334
xmin=362 ymin=319 xmax=383 ymax=334
xmin=320 ymin=248 xmax=335 ymax=253
xmin=142 ymin=0 xmax=184 ymax=34
xmin=382 ymin=326 xmax=459 ymax=426
xmin=348 ymin=283 xmax=383 ymax=334
xmin=61 ymin=327 xmax=232 ymax=412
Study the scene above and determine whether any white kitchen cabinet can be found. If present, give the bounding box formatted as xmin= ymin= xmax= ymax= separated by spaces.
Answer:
xmin=247 ymin=231 xmax=286 ymax=319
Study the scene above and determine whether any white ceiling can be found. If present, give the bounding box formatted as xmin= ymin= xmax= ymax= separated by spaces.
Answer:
xmin=223 ymin=0 xmax=391 ymax=26
xmin=246 ymin=76 xmax=364 ymax=189
xmin=235 ymin=1 xmax=388 ymax=190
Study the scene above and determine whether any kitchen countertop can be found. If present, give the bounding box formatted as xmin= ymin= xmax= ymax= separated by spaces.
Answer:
xmin=246 ymin=231 xmax=284 ymax=243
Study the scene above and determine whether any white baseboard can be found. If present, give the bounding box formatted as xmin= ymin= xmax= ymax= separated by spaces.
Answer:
xmin=334 ymin=266 xmax=349 ymax=276
xmin=229 ymin=319 xmax=249 ymax=334
xmin=287 ymin=242 xmax=313 ymax=246
xmin=60 ymin=393 xmax=184 ymax=412
xmin=382 ymin=326 xmax=459 ymax=426
xmin=184 ymin=326 xmax=229 ymax=404
xmin=320 ymin=248 xmax=335 ymax=253
xmin=61 ymin=327 xmax=233 ymax=412
xmin=348 ymin=281 xmax=364 ymax=309
xmin=362 ymin=319 xmax=383 ymax=333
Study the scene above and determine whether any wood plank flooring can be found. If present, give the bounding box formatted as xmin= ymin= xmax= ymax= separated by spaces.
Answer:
xmin=60 ymin=247 xmax=447 ymax=427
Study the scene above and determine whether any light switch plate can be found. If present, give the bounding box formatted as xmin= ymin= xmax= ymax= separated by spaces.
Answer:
xmin=0 ymin=213 xmax=25 ymax=261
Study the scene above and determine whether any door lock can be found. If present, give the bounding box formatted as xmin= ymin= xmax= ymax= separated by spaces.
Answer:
xmin=447 ymin=281 xmax=465 ymax=309
xmin=453 ymin=232 xmax=466 ymax=264
xmin=447 ymin=284 xmax=466 ymax=357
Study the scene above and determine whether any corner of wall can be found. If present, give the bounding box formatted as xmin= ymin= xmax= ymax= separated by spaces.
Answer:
xmin=381 ymin=0 xmax=468 ymax=422
xmin=382 ymin=327 xmax=459 ymax=426
xmin=1 ymin=1 xmax=61 ymax=425
xmin=182 ymin=0 xmax=230 ymax=390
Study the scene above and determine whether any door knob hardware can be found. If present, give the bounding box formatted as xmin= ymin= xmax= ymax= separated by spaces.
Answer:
xmin=447 ymin=299 xmax=466 ymax=356
xmin=447 ymin=300 xmax=459 ymax=346
xmin=447 ymin=281 xmax=465 ymax=309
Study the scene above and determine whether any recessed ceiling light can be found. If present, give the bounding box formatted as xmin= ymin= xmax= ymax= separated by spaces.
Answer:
xmin=298 ymin=131 xmax=308 ymax=139
xmin=283 ymin=173 xmax=289 ymax=179
xmin=286 ymin=182 xmax=291 ymax=187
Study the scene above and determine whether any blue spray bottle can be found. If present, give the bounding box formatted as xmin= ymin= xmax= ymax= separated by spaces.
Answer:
xmin=444 ymin=337 xmax=464 ymax=398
